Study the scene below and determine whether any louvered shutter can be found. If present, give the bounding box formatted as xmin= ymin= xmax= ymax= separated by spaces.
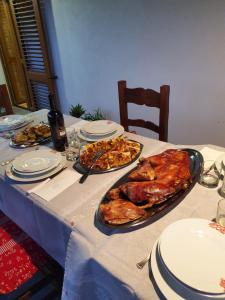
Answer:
xmin=0 ymin=0 xmax=30 ymax=106
xmin=9 ymin=0 xmax=57 ymax=110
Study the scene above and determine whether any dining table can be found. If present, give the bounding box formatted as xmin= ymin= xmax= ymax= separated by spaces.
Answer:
xmin=0 ymin=109 xmax=224 ymax=300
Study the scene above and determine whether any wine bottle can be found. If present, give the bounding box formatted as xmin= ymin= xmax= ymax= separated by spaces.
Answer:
xmin=47 ymin=93 xmax=67 ymax=151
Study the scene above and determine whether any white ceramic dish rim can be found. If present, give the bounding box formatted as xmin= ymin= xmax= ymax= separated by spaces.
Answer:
xmin=0 ymin=115 xmax=26 ymax=126
xmin=6 ymin=158 xmax=66 ymax=182
xmin=80 ymin=129 xmax=117 ymax=137
xmin=13 ymin=150 xmax=62 ymax=173
xmin=77 ymin=124 xmax=124 ymax=142
xmin=81 ymin=120 xmax=118 ymax=135
xmin=158 ymin=218 xmax=225 ymax=294
xmin=12 ymin=154 xmax=63 ymax=176
xmin=151 ymin=240 xmax=225 ymax=300
xmin=0 ymin=120 xmax=32 ymax=132
xmin=151 ymin=239 xmax=182 ymax=300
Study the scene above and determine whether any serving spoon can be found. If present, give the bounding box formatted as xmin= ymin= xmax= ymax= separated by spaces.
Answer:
xmin=79 ymin=150 xmax=104 ymax=184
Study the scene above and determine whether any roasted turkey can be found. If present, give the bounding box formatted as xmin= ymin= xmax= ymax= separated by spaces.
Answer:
xmin=120 ymin=181 xmax=176 ymax=206
xmin=100 ymin=199 xmax=146 ymax=225
xmin=100 ymin=149 xmax=191 ymax=225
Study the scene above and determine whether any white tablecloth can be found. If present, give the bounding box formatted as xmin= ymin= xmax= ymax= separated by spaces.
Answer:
xmin=0 ymin=109 xmax=224 ymax=299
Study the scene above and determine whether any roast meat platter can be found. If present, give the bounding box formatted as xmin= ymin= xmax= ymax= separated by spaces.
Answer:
xmin=95 ymin=148 xmax=203 ymax=230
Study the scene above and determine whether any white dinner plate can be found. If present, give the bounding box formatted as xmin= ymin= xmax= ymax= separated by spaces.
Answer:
xmin=151 ymin=240 xmax=224 ymax=300
xmin=13 ymin=150 xmax=62 ymax=173
xmin=0 ymin=120 xmax=32 ymax=133
xmin=6 ymin=157 xmax=66 ymax=182
xmin=80 ymin=129 xmax=117 ymax=137
xmin=158 ymin=218 xmax=225 ymax=295
xmin=77 ymin=124 xmax=124 ymax=142
xmin=81 ymin=120 xmax=118 ymax=135
xmin=0 ymin=115 xmax=26 ymax=127
xmin=151 ymin=240 xmax=182 ymax=300
xmin=12 ymin=154 xmax=62 ymax=176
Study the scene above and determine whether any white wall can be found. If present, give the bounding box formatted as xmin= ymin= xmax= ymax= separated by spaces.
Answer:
xmin=49 ymin=0 xmax=225 ymax=147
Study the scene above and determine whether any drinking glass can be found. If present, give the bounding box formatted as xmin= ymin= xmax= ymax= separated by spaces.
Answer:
xmin=65 ymin=128 xmax=80 ymax=161
xmin=216 ymin=199 xmax=225 ymax=227
xmin=219 ymin=171 xmax=225 ymax=197
xmin=198 ymin=160 xmax=221 ymax=188
xmin=79 ymin=142 xmax=88 ymax=159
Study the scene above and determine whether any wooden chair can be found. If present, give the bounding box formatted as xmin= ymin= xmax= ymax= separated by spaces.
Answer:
xmin=0 ymin=210 xmax=63 ymax=299
xmin=0 ymin=84 xmax=13 ymax=116
xmin=118 ymin=80 xmax=170 ymax=142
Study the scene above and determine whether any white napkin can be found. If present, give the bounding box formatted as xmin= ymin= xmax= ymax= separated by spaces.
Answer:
xmin=28 ymin=169 xmax=81 ymax=202
xmin=200 ymin=146 xmax=224 ymax=161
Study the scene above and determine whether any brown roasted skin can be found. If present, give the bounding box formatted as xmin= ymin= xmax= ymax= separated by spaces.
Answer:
xmin=144 ymin=149 xmax=189 ymax=166
xmin=100 ymin=199 xmax=146 ymax=224
xmin=12 ymin=124 xmax=51 ymax=145
xmin=107 ymin=188 xmax=121 ymax=200
xmin=129 ymin=149 xmax=191 ymax=189
xmin=154 ymin=162 xmax=190 ymax=189
xmin=128 ymin=161 xmax=155 ymax=181
xmin=101 ymin=149 xmax=191 ymax=224
xmin=120 ymin=181 xmax=176 ymax=206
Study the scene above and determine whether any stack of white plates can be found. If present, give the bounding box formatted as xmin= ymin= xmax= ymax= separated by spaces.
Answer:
xmin=78 ymin=120 xmax=124 ymax=141
xmin=5 ymin=149 xmax=66 ymax=182
xmin=0 ymin=115 xmax=31 ymax=132
xmin=151 ymin=219 xmax=225 ymax=299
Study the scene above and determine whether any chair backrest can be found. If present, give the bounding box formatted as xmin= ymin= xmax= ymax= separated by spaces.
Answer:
xmin=118 ymin=80 xmax=170 ymax=142
xmin=0 ymin=84 xmax=13 ymax=116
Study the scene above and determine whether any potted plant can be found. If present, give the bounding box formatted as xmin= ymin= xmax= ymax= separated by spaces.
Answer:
xmin=69 ymin=104 xmax=86 ymax=118
xmin=83 ymin=108 xmax=105 ymax=121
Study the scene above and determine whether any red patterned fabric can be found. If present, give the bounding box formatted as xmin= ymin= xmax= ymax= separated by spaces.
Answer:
xmin=0 ymin=211 xmax=49 ymax=294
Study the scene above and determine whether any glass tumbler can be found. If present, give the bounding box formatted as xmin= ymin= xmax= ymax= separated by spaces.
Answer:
xmin=216 ymin=199 xmax=225 ymax=227
xmin=65 ymin=128 xmax=80 ymax=161
xmin=198 ymin=160 xmax=221 ymax=188
xmin=219 ymin=169 xmax=225 ymax=197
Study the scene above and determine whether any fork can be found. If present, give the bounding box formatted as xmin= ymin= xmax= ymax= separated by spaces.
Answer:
xmin=1 ymin=159 xmax=14 ymax=166
xmin=136 ymin=253 xmax=151 ymax=269
xmin=79 ymin=151 xmax=104 ymax=184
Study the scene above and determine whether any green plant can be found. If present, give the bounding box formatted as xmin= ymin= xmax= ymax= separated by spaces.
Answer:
xmin=69 ymin=104 xmax=86 ymax=118
xmin=83 ymin=108 xmax=105 ymax=121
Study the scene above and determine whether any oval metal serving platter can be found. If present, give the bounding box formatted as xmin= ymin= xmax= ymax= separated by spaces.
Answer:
xmin=73 ymin=140 xmax=143 ymax=174
xmin=95 ymin=149 xmax=203 ymax=232
xmin=9 ymin=122 xmax=51 ymax=149
xmin=9 ymin=137 xmax=51 ymax=149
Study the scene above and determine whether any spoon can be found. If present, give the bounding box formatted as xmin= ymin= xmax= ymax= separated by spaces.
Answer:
xmin=136 ymin=253 xmax=151 ymax=269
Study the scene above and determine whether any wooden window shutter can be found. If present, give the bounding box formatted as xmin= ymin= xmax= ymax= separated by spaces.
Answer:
xmin=9 ymin=0 xmax=57 ymax=110
xmin=0 ymin=0 xmax=30 ymax=107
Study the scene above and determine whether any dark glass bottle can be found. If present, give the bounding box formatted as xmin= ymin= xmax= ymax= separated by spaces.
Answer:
xmin=47 ymin=93 xmax=67 ymax=152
